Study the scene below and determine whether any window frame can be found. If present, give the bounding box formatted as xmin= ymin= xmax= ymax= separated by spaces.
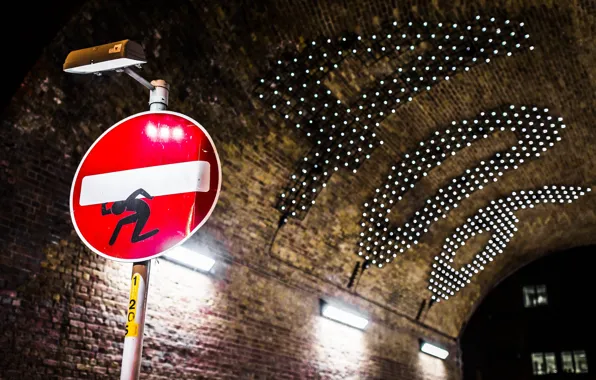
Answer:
xmin=531 ymin=352 xmax=557 ymax=376
xmin=562 ymin=351 xmax=575 ymax=374
xmin=532 ymin=352 xmax=546 ymax=375
xmin=573 ymin=350 xmax=589 ymax=374
xmin=523 ymin=284 xmax=548 ymax=308
xmin=561 ymin=350 xmax=589 ymax=374
xmin=544 ymin=352 xmax=557 ymax=374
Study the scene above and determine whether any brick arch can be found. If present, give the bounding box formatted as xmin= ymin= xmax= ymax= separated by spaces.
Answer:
xmin=0 ymin=0 xmax=595 ymax=377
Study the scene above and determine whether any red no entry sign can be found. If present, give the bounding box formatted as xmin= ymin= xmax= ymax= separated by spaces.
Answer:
xmin=70 ymin=111 xmax=221 ymax=262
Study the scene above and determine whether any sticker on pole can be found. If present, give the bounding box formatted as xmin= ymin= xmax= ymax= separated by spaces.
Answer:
xmin=70 ymin=111 xmax=221 ymax=262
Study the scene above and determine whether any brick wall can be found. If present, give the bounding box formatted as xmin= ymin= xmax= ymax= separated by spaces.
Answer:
xmin=0 ymin=1 xmax=463 ymax=376
xmin=0 ymin=235 xmax=459 ymax=379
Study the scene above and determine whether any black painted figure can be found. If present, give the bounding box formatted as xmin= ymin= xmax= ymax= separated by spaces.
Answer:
xmin=101 ymin=188 xmax=159 ymax=246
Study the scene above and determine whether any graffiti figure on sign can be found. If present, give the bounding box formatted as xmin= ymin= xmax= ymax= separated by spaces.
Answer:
xmin=101 ymin=188 xmax=159 ymax=245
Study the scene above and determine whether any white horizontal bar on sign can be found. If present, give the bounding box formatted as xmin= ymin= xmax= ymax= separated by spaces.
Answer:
xmin=79 ymin=161 xmax=211 ymax=206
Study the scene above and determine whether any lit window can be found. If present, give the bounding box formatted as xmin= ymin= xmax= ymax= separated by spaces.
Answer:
xmin=523 ymin=285 xmax=548 ymax=307
xmin=574 ymin=351 xmax=589 ymax=373
xmin=544 ymin=353 xmax=557 ymax=374
xmin=532 ymin=352 xmax=557 ymax=375
xmin=562 ymin=351 xmax=575 ymax=373
xmin=532 ymin=353 xmax=545 ymax=375
xmin=536 ymin=285 xmax=548 ymax=305
xmin=562 ymin=351 xmax=589 ymax=374
xmin=524 ymin=286 xmax=536 ymax=308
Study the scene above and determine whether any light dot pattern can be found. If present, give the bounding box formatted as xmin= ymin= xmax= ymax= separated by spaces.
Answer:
xmin=429 ymin=185 xmax=591 ymax=301
xmin=254 ymin=17 xmax=531 ymax=221
xmin=359 ymin=105 xmax=567 ymax=268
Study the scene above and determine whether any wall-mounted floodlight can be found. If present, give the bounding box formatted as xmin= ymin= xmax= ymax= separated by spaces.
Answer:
xmin=420 ymin=340 xmax=449 ymax=359
xmin=64 ymin=40 xmax=146 ymax=74
xmin=320 ymin=300 xmax=368 ymax=330
xmin=162 ymin=246 xmax=216 ymax=273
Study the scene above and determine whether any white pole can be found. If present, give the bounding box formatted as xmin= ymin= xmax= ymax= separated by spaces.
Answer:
xmin=120 ymin=261 xmax=151 ymax=380
xmin=120 ymin=79 xmax=169 ymax=380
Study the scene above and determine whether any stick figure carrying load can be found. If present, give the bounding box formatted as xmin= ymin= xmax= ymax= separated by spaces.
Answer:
xmin=101 ymin=188 xmax=159 ymax=246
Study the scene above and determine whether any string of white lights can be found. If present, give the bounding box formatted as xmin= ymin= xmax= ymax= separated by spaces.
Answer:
xmin=255 ymin=16 xmax=532 ymax=220
xmin=429 ymin=185 xmax=591 ymax=301
xmin=358 ymin=105 xmax=569 ymax=268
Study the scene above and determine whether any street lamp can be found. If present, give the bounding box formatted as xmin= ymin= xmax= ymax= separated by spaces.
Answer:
xmin=64 ymin=39 xmax=146 ymax=74
xmin=63 ymin=39 xmax=168 ymax=109
xmin=63 ymin=39 xmax=169 ymax=380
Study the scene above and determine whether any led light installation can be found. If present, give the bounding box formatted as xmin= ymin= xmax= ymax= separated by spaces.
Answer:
xmin=254 ymin=16 xmax=532 ymax=221
xmin=359 ymin=105 xmax=569 ymax=267
xmin=429 ymin=185 xmax=591 ymax=301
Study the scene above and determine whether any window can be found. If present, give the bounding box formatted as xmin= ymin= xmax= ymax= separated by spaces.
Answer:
xmin=532 ymin=352 xmax=557 ymax=375
xmin=562 ymin=351 xmax=589 ymax=374
xmin=523 ymin=284 xmax=548 ymax=307
xmin=523 ymin=286 xmax=535 ymax=307
xmin=536 ymin=285 xmax=548 ymax=305
xmin=574 ymin=351 xmax=589 ymax=374
xmin=562 ymin=351 xmax=575 ymax=373
xmin=532 ymin=353 xmax=546 ymax=375
xmin=545 ymin=353 xmax=557 ymax=374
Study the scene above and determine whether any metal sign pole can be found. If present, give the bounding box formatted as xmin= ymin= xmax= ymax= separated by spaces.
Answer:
xmin=120 ymin=80 xmax=170 ymax=380
xmin=120 ymin=261 xmax=151 ymax=379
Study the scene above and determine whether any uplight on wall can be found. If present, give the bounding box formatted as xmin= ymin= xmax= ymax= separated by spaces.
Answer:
xmin=163 ymin=245 xmax=216 ymax=273
xmin=420 ymin=341 xmax=449 ymax=360
xmin=320 ymin=300 xmax=369 ymax=330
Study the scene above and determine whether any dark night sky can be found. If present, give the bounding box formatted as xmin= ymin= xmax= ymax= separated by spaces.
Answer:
xmin=1 ymin=0 xmax=82 ymax=113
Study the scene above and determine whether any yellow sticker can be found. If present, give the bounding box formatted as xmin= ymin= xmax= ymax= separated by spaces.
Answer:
xmin=125 ymin=274 xmax=141 ymax=337
xmin=130 ymin=273 xmax=140 ymax=299
xmin=125 ymin=322 xmax=139 ymax=337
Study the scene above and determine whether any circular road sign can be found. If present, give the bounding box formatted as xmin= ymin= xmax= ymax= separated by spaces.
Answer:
xmin=70 ymin=111 xmax=221 ymax=262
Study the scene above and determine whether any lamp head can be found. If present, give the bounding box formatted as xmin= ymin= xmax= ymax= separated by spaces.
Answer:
xmin=63 ymin=40 xmax=146 ymax=74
